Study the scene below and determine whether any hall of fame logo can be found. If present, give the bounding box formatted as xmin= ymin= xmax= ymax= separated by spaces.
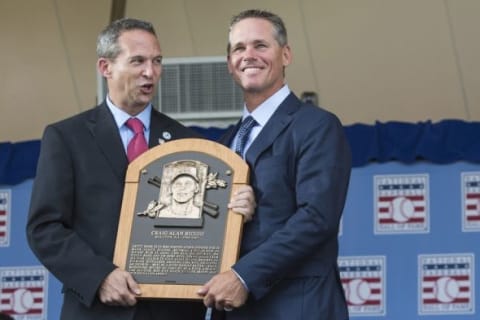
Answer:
xmin=419 ymin=253 xmax=474 ymax=315
xmin=374 ymin=174 xmax=429 ymax=234
xmin=338 ymin=256 xmax=386 ymax=316
xmin=0 ymin=189 xmax=11 ymax=247
xmin=0 ymin=266 xmax=48 ymax=319
xmin=461 ymin=172 xmax=480 ymax=231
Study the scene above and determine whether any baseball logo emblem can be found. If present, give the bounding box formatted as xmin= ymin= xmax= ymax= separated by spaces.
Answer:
xmin=419 ymin=253 xmax=474 ymax=315
xmin=12 ymin=288 xmax=34 ymax=314
xmin=344 ymin=278 xmax=372 ymax=305
xmin=339 ymin=256 xmax=385 ymax=316
xmin=433 ymin=277 xmax=459 ymax=303
xmin=375 ymin=174 xmax=429 ymax=234
xmin=389 ymin=196 xmax=415 ymax=223
xmin=462 ymin=172 xmax=480 ymax=231
xmin=0 ymin=266 xmax=48 ymax=319
xmin=0 ymin=189 xmax=11 ymax=247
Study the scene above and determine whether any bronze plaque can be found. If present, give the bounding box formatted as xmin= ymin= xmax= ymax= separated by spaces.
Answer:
xmin=113 ymin=138 xmax=249 ymax=300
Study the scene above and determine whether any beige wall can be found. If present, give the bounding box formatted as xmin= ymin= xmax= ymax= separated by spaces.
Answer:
xmin=1 ymin=0 xmax=479 ymax=142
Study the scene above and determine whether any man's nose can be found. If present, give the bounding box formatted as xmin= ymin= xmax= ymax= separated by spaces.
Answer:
xmin=142 ymin=61 xmax=160 ymax=77
xmin=142 ymin=63 xmax=153 ymax=77
xmin=243 ymin=46 xmax=257 ymax=60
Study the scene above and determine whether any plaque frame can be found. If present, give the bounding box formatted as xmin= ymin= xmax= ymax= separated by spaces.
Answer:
xmin=113 ymin=138 xmax=249 ymax=300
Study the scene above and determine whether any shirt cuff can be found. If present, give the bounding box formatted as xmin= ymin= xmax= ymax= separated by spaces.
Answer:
xmin=231 ymin=268 xmax=249 ymax=292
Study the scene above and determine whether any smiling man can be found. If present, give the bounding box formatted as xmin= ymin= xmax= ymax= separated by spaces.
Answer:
xmin=198 ymin=9 xmax=352 ymax=320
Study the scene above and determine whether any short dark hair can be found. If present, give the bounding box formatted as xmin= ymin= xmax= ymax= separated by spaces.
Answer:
xmin=227 ymin=9 xmax=288 ymax=53
xmin=96 ymin=18 xmax=157 ymax=59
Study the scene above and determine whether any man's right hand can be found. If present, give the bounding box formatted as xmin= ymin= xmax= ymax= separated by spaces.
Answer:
xmin=98 ymin=268 xmax=141 ymax=306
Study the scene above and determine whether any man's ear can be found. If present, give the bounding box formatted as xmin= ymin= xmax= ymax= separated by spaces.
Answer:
xmin=282 ymin=45 xmax=292 ymax=67
xmin=97 ymin=58 xmax=111 ymax=78
xmin=227 ymin=55 xmax=233 ymax=75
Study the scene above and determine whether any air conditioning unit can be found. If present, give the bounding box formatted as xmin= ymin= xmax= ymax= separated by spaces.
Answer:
xmin=97 ymin=56 xmax=243 ymax=128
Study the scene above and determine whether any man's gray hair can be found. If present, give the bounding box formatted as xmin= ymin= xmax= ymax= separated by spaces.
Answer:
xmin=96 ymin=18 xmax=157 ymax=59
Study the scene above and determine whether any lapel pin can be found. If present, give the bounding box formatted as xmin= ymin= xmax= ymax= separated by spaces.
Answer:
xmin=162 ymin=131 xmax=172 ymax=140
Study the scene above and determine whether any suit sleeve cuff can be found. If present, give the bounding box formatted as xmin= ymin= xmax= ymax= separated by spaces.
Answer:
xmin=231 ymin=268 xmax=249 ymax=292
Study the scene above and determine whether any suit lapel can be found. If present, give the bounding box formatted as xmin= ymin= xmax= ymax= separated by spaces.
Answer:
xmin=149 ymin=109 xmax=178 ymax=146
xmin=86 ymin=103 xmax=128 ymax=182
xmin=246 ymin=93 xmax=300 ymax=167
xmin=149 ymin=109 xmax=167 ymax=147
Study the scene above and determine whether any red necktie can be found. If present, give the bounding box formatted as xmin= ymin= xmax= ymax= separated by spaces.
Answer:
xmin=126 ymin=118 xmax=148 ymax=162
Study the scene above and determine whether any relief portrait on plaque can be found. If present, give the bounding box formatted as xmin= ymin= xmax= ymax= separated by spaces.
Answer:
xmin=136 ymin=159 xmax=226 ymax=227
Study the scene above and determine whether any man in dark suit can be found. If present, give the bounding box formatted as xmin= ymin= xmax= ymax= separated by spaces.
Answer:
xmin=26 ymin=18 xmax=254 ymax=320
xmin=198 ymin=9 xmax=351 ymax=319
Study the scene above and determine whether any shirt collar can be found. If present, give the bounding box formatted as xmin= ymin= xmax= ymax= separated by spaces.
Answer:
xmin=106 ymin=96 xmax=152 ymax=130
xmin=243 ymin=85 xmax=291 ymax=126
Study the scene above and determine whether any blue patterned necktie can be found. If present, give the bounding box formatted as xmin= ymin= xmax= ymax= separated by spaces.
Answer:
xmin=234 ymin=116 xmax=257 ymax=158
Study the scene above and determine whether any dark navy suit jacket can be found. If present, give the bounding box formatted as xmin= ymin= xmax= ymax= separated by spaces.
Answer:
xmin=220 ymin=93 xmax=351 ymax=320
xmin=26 ymin=103 xmax=205 ymax=320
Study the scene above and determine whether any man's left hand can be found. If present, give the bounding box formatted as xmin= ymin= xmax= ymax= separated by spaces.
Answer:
xmin=228 ymin=185 xmax=256 ymax=222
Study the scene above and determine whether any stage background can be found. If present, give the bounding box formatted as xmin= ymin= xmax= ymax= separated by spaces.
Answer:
xmin=1 ymin=120 xmax=480 ymax=319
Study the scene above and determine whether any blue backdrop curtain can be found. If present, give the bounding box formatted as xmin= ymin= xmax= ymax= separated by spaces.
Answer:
xmin=2 ymin=119 xmax=480 ymax=185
